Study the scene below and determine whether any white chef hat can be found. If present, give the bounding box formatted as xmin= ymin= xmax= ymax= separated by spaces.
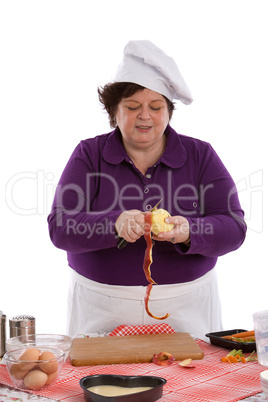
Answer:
xmin=114 ymin=40 xmax=193 ymax=105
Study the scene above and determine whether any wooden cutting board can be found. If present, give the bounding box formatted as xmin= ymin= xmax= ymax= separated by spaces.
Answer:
xmin=70 ymin=332 xmax=204 ymax=366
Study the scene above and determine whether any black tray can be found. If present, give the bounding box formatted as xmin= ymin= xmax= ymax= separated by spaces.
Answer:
xmin=205 ymin=329 xmax=256 ymax=353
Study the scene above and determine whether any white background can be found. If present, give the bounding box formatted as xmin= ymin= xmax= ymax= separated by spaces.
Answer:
xmin=1 ymin=0 xmax=267 ymax=338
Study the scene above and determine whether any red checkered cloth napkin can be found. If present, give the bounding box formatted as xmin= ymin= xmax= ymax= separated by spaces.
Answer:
xmin=0 ymin=325 xmax=265 ymax=402
xmin=109 ymin=323 xmax=175 ymax=336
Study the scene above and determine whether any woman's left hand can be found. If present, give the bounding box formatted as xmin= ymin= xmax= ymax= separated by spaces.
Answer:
xmin=152 ymin=215 xmax=190 ymax=245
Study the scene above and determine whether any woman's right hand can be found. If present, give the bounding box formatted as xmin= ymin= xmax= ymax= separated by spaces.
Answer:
xmin=115 ymin=210 xmax=145 ymax=243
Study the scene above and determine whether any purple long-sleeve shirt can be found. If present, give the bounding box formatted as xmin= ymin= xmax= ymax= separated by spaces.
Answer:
xmin=47 ymin=125 xmax=246 ymax=285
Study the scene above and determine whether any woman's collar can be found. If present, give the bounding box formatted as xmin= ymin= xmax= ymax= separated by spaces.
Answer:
xmin=103 ymin=125 xmax=187 ymax=168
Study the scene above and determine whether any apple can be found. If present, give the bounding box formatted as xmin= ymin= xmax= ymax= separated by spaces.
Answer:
xmin=178 ymin=358 xmax=196 ymax=368
xmin=151 ymin=209 xmax=174 ymax=235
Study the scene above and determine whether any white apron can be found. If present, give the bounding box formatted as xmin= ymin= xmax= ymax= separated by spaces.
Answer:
xmin=66 ymin=268 xmax=223 ymax=340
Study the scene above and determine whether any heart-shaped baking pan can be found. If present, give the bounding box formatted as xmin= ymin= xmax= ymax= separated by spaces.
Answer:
xmin=79 ymin=374 xmax=166 ymax=402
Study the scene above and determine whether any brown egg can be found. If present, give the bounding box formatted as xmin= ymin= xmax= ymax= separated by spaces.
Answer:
xmin=45 ymin=370 xmax=58 ymax=385
xmin=18 ymin=347 xmax=40 ymax=371
xmin=23 ymin=369 xmax=48 ymax=390
xmin=39 ymin=351 xmax=58 ymax=374
xmin=9 ymin=363 xmax=27 ymax=380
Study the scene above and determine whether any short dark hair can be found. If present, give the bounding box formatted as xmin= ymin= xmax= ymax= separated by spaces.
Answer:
xmin=98 ymin=82 xmax=175 ymax=128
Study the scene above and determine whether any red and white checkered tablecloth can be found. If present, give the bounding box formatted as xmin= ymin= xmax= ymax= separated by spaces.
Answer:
xmin=0 ymin=325 xmax=265 ymax=402
xmin=109 ymin=324 xmax=175 ymax=336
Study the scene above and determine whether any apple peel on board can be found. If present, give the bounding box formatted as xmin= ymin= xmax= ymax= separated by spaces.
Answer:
xmin=153 ymin=352 xmax=175 ymax=366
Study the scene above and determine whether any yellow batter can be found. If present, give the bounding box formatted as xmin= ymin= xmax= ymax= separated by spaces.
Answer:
xmin=87 ymin=384 xmax=152 ymax=396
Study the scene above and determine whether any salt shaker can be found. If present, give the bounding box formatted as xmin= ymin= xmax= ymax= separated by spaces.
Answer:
xmin=9 ymin=315 xmax=35 ymax=341
xmin=0 ymin=311 xmax=6 ymax=357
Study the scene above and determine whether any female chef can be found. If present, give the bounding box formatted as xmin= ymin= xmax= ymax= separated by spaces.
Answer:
xmin=48 ymin=40 xmax=246 ymax=339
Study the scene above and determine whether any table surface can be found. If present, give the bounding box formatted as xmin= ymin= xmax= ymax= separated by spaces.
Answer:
xmin=0 ymin=383 xmax=267 ymax=401
xmin=1 ymin=326 xmax=267 ymax=402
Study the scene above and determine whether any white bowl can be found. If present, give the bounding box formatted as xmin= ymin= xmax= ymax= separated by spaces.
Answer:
xmin=260 ymin=369 xmax=268 ymax=397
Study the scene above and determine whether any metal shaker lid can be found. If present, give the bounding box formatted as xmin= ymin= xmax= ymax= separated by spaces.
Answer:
xmin=9 ymin=315 xmax=35 ymax=328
